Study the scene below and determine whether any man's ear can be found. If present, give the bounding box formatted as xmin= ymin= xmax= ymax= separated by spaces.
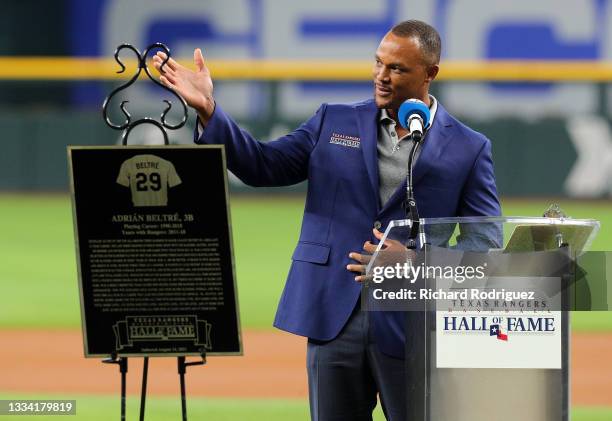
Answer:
xmin=426 ymin=64 xmax=440 ymax=83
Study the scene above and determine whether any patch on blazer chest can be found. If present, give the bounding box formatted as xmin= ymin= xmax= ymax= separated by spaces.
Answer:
xmin=329 ymin=132 xmax=360 ymax=148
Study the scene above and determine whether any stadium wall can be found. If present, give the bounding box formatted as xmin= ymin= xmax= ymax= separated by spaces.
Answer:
xmin=1 ymin=0 xmax=611 ymax=197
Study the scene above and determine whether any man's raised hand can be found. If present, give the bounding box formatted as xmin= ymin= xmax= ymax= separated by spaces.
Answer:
xmin=152 ymin=48 xmax=215 ymax=124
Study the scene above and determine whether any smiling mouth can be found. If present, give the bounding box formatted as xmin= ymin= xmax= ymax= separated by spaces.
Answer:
xmin=375 ymin=84 xmax=392 ymax=96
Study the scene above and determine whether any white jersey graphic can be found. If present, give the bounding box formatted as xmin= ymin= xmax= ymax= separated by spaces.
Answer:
xmin=116 ymin=154 xmax=182 ymax=207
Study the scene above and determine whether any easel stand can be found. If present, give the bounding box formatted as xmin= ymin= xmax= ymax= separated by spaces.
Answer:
xmin=102 ymin=354 xmax=206 ymax=421
xmin=102 ymin=356 xmax=128 ymax=421
xmin=178 ymin=357 xmax=206 ymax=420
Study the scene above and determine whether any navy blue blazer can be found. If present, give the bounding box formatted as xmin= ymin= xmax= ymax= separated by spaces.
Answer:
xmin=196 ymin=98 xmax=501 ymax=357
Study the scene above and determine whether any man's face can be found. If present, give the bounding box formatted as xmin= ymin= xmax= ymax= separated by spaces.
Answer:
xmin=372 ymin=32 xmax=438 ymax=112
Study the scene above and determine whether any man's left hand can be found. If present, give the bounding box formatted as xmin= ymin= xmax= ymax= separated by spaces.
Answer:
xmin=347 ymin=228 xmax=397 ymax=282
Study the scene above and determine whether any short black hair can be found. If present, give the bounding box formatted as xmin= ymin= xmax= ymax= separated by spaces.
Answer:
xmin=390 ymin=20 xmax=441 ymax=66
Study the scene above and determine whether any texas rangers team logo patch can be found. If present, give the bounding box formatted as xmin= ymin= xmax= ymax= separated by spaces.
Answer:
xmin=329 ymin=132 xmax=360 ymax=148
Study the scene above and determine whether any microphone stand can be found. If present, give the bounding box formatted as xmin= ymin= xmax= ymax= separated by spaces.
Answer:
xmin=404 ymin=128 xmax=428 ymax=421
xmin=405 ymin=131 xmax=422 ymax=249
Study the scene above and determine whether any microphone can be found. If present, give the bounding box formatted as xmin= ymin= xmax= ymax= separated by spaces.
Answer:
xmin=398 ymin=98 xmax=431 ymax=142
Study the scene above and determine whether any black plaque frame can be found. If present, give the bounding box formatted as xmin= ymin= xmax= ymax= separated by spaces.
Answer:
xmin=68 ymin=145 xmax=242 ymax=358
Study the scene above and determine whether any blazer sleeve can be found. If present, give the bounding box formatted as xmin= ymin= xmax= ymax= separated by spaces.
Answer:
xmin=455 ymin=138 xmax=503 ymax=250
xmin=457 ymin=137 xmax=501 ymax=217
xmin=194 ymin=103 xmax=326 ymax=187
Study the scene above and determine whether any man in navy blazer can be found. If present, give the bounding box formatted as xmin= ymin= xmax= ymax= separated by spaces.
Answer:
xmin=154 ymin=20 xmax=500 ymax=421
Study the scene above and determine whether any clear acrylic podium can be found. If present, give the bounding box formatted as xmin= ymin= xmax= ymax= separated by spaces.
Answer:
xmin=363 ymin=216 xmax=600 ymax=421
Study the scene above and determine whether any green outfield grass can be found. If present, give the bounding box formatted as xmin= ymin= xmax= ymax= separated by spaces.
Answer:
xmin=0 ymin=194 xmax=611 ymax=331
xmin=0 ymin=393 xmax=610 ymax=421
xmin=0 ymin=194 xmax=610 ymax=419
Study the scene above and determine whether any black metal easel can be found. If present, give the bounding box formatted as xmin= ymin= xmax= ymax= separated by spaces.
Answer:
xmin=101 ymin=42 xmax=204 ymax=421
xmin=102 ymin=355 xmax=128 ymax=421
xmin=102 ymin=353 xmax=206 ymax=421
xmin=102 ymin=42 xmax=188 ymax=145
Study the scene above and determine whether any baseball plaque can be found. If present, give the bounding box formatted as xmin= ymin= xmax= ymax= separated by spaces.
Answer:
xmin=68 ymin=145 xmax=241 ymax=357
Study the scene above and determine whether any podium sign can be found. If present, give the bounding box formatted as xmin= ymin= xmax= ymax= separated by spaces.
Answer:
xmin=68 ymin=145 xmax=241 ymax=357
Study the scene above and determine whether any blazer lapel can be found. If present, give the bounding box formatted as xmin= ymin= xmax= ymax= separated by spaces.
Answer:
xmin=356 ymin=100 xmax=381 ymax=211
xmin=411 ymin=104 xmax=453 ymax=186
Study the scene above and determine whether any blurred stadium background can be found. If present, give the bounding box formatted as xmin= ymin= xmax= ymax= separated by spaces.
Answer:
xmin=1 ymin=0 xmax=611 ymax=419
